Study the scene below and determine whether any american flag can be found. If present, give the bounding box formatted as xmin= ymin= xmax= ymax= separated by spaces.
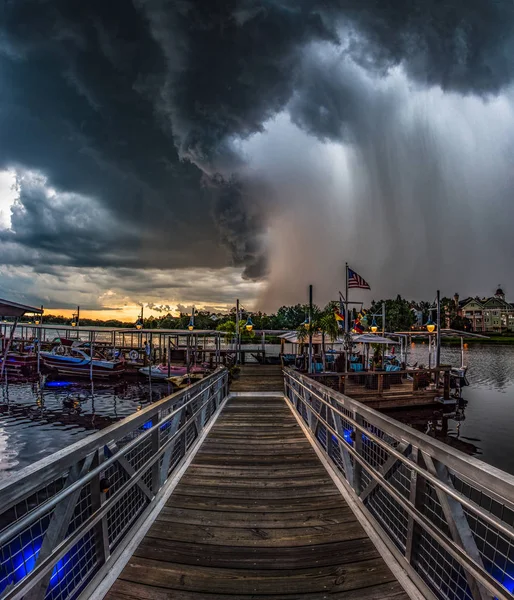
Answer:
xmin=348 ymin=268 xmax=370 ymax=289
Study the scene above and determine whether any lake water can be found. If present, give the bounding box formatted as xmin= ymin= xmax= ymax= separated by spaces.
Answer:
xmin=0 ymin=377 xmax=174 ymax=477
xmin=392 ymin=343 xmax=514 ymax=476
xmin=1 ymin=344 xmax=514 ymax=478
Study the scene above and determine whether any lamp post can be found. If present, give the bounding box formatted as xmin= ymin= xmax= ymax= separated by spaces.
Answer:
xmin=188 ymin=306 xmax=195 ymax=331
xmin=436 ymin=289 xmax=441 ymax=368
xmin=235 ymin=299 xmax=240 ymax=365
xmin=308 ymin=284 xmax=313 ymax=374
xmin=135 ymin=305 xmax=144 ymax=330
xmin=71 ymin=306 xmax=80 ymax=339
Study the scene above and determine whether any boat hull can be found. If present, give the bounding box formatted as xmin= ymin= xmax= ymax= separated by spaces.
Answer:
xmin=41 ymin=353 xmax=125 ymax=378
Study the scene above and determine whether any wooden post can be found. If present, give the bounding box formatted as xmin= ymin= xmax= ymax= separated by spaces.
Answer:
xmin=443 ymin=368 xmax=450 ymax=400
xmin=167 ymin=336 xmax=171 ymax=377
xmin=413 ymin=371 xmax=419 ymax=392
xmin=378 ymin=373 xmax=384 ymax=396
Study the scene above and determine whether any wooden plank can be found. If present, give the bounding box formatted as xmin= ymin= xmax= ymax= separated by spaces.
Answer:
xmin=165 ymin=494 xmax=348 ymax=513
xmin=179 ymin=475 xmax=333 ymax=488
xmin=157 ymin=506 xmax=356 ymax=528
xmin=108 ymin=579 xmax=408 ymax=599
xmin=172 ymin=483 xmax=340 ymax=499
xmin=108 ymin=579 xmax=409 ymax=599
xmin=116 ymin=557 xmax=397 ymax=595
xmin=146 ymin=520 xmax=366 ymax=547
xmin=133 ymin=537 xmax=377 ymax=568
xmin=186 ymin=465 xmax=327 ymax=478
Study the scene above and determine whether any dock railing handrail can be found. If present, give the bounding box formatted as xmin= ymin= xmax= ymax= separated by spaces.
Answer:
xmin=283 ymin=367 xmax=514 ymax=600
xmin=0 ymin=367 xmax=229 ymax=600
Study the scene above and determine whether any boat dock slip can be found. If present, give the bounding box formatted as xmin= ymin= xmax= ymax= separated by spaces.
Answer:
xmin=1 ymin=366 xmax=514 ymax=600
xmin=106 ymin=394 xmax=408 ymax=599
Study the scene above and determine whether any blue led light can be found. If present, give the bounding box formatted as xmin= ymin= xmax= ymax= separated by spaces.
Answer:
xmin=45 ymin=381 xmax=74 ymax=388
xmin=141 ymin=420 xmax=152 ymax=430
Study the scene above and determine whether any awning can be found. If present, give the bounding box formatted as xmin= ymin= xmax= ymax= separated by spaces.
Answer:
xmin=352 ymin=334 xmax=395 ymax=345
xmin=279 ymin=331 xmax=345 ymax=345
xmin=0 ymin=298 xmax=43 ymax=318
xmin=395 ymin=329 xmax=489 ymax=339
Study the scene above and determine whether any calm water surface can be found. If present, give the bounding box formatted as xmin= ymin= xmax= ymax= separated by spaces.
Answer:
xmin=0 ymin=377 xmax=174 ymax=477
xmin=1 ymin=344 xmax=514 ymax=478
xmin=393 ymin=344 xmax=514 ymax=476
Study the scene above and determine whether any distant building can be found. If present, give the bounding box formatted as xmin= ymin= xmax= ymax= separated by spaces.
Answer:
xmin=458 ymin=288 xmax=514 ymax=333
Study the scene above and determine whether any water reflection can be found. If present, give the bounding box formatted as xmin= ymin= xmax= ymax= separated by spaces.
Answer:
xmin=0 ymin=377 xmax=173 ymax=477
xmin=390 ymin=344 xmax=514 ymax=475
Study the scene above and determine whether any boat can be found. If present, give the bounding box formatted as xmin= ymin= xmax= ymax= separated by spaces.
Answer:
xmin=40 ymin=341 xmax=125 ymax=378
xmin=450 ymin=366 xmax=469 ymax=391
xmin=138 ymin=364 xmax=205 ymax=380
xmin=0 ymin=351 xmax=38 ymax=377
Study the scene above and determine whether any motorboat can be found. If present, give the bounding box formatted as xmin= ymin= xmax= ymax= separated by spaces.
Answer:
xmin=450 ymin=366 xmax=469 ymax=392
xmin=0 ymin=351 xmax=38 ymax=377
xmin=138 ymin=364 xmax=205 ymax=380
xmin=167 ymin=373 xmax=204 ymax=388
xmin=40 ymin=341 xmax=125 ymax=378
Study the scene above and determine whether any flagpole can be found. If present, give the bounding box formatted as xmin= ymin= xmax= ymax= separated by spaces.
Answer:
xmin=345 ymin=263 xmax=349 ymax=334
xmin=345 ymin=263 xmax=349 ymax=374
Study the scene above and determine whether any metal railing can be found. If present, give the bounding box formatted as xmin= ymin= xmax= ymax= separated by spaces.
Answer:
xmin=0 ymin=368 xmax=229 ymax=600
xmin=284 ymin=368 xmax=514 ymax=600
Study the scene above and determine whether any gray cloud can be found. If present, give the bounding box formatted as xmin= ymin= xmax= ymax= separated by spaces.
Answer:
xmin=1 ymin=1 xmax=514 ymax=308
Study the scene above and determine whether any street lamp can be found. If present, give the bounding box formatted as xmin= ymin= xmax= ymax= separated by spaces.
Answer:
xmin=245 ymin=316 xmax=254 ymax=332
xmin=135 ymin=305 xmax=144 ymax=330
xmin=426 ymin=317 xmax=436 ymax=333
xmin=188 ymin=306 xmax=195 ymax=331
xmin=370 ymin=318 xmax=378 ymax=334
xmin=71 ymin=306 xmax=80 ymax=328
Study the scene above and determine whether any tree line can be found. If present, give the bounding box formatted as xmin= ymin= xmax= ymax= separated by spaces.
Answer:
xmin=28 ymin=295 xmax=470 ymax=332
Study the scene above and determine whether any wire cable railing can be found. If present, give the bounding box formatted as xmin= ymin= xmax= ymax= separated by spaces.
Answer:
xmin=283 ymin=367 xmax=514 ymax=600
xmin=0 ymin=368 xmax=229 ymax=600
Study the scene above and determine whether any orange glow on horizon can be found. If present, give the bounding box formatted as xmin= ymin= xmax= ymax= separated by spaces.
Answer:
xmin=43 ymin=307 xmax=148 ymax=322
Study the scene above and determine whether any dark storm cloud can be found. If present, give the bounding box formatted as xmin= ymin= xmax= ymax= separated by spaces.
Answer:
xmin=1 ymin=0 xmax=514 ymax=290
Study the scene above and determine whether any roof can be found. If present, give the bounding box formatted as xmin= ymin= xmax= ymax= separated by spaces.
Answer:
xmin=279 ymin=331 xmax=345 ymax=344
xmin=0 ymin=298 xmax=43 ymax=318
xmin=352 ymin=334 xmax=395 ymax=345
xmin=395 ymin=328 xmax=489 ymax=339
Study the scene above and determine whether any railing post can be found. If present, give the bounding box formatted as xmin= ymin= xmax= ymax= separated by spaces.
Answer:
xmin=378 ymin=374 xmax=384 ymax=396
xmin=151 ymin=411 xmax=161 ymax=495
xmin=443 ymin=369 xmax=450 ymax=400
xmin=413 ymin=371 xmax=419 ymax=392
xmin=91 ymin=447 xmax=110 ymax=567
xmin=405 ymin=445 xmax=423 ymax=563
xmin=353 ymin=411 xmax=364 ymax=495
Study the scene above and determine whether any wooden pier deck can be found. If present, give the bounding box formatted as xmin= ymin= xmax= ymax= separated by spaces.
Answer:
xmin=106 ymin=394 xmax=409 ymax=599
xmin=230 ymin=364 xmax=285 ymax=392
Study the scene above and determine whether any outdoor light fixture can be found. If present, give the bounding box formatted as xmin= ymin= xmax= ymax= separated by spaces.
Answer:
xmin=245 ymin=316 xmax=254 ymax=332
xmin=370 ymin=319 xmax=378 ymax=333
xmin=71 ymin=317 xmax=77 ymax=327
xmin=188 ymin=318 xmax=194 ymax=331
xmin=34 ymin=318 xmax=40 ymax=325
xmin=426 ymin=317 xmax=436 ymax=333
xmin=135 ymin=318 xmax=143 ymax=330
xmin=302 ymin=318 xmax=310 ymax=329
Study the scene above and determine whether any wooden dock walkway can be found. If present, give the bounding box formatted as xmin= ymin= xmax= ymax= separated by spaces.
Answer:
xmin=106 ymin=394 xmax=409 ymax=599
xmin=230 ymin=364 xmax=285 ymax=392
